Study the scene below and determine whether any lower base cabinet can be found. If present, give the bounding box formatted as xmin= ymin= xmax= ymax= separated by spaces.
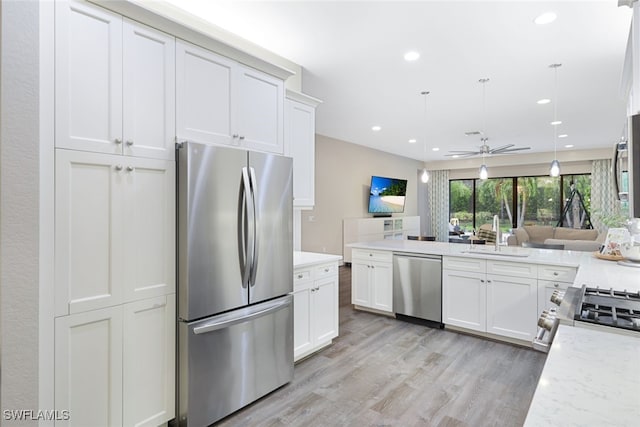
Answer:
xmin=351 ymin=249 xmax=393 ymax=313
xmin=442 ymin=256 xmax=538 ymax=342
xmin=55 ymin=294 xmax=175 ymax=427
xmin=293 ymin=262 xmax=339 ymax=361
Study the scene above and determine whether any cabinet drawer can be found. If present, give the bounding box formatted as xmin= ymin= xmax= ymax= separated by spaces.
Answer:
xmin=315 ymin=263 xmax=337 ymax=279
xmin=538 ymin=264 xmax=577 ymax=283
xmin=443 ymin=256 xmax=486 ymax=273
xmin=352 ymin=249 xmax=392 ymax=263
xmin=293 ymin=269 xmax=312 ymax=285
xmin=487 ymin=260 xmax=537 ymax=279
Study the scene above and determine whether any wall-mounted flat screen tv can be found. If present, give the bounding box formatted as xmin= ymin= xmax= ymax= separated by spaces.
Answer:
xmin=368 ymin=175 xmax=407 ymax=215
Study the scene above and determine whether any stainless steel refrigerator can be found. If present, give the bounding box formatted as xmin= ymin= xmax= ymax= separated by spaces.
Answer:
xmin=176 ymin=142 xmax=294 ymax=426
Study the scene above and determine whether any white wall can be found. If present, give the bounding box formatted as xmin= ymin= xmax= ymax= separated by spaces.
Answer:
xmin=0 ymin=0 xmax=41 ymax=415
xmin=301 ymin=134 xmax=423 ymax=255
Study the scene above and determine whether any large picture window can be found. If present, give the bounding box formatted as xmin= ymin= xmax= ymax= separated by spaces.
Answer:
xmin=449 ymin=174 xmax=591 ymax=235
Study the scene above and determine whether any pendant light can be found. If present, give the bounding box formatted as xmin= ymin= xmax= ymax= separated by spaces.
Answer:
xmin=478 ymin=78 xmax=490 ymax=180
xmin=420 ymin=91 xmax=430 ymax=183
xmin=549 ymin=63 xmax=562 ymax=177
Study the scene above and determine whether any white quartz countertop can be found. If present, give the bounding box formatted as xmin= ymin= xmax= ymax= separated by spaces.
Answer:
xmin=524 ymin=325 xmax=640 ymax=427
xmin=293 ymin=251 xmax=342 ymax=269
xmin=348 ymin=240 xmax=640 ymax=292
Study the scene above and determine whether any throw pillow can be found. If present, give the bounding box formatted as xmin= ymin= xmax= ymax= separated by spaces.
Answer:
xmin=477 ymin=228 xmax=496 ymax=244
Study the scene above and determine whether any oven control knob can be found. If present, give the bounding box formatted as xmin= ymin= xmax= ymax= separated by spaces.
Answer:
xmin=550 ymin=290 xmax=565 ymax=306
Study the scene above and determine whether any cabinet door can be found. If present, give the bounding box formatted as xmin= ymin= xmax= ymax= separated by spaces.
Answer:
xmin=371 ymin=262 xmax=393 ymax=312
xmin=176 ymin=41 xmax=235 ymax=146
xmin=236 ymin=65 xmax=284 ymax=154
xmin=442 ymin=270 xmax=486 ymax=332
xmin=486 ymin=274 xmax=538 ymax=341
xmin=123 ymin=20 xmax=175 ymax=160
xmin=314 ymin=276 xmax=339 ymax=344
xmin=123 ymin=295 xmax=175 ymax=427
xmin=537 ymin=279 xmax=569 ymax=314
xmin=293 ymin=285 xmax=313 ymax=360
xmin=285 ymin=99 xmax=315 ymax=207
xmin=55 ymin=150 xmax=124 ymax=316
xmin=55 ymin=0 xmax=123 ymax=154
xmin=55 ymin=306 xmax=123 ymax=427
xmin=122 ymin=157 xmax=175 ymax=302
xmin=351 ymin=262 xmax=371 ymax=307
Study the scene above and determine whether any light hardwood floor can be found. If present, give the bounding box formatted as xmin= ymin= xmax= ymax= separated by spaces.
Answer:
xmin=217 ymin=266 xmax=546 ymax=426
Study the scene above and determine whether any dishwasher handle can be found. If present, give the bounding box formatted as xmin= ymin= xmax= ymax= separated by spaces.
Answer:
xmin=393 ymin=252 xmax=442 ymax=261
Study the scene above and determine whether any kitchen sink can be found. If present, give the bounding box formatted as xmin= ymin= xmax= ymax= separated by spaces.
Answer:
xmin=463 ymin=247 xmax=530 ymax=257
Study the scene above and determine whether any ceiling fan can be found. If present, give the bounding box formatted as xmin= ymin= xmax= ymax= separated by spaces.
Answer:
xmin=445 ymin=137 xmax=531 ymax=158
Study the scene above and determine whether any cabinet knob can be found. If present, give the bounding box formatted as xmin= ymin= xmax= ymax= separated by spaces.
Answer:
xmin=324 ymin=268 xmax=329 ymax=272
xmin=553 ymin=272 xmax=559 ymax=276
xmin=114 ymin=165 xmax=123 ymax=171
xmin=125 ymin=140 xmax=134 ymax=146
xmin=126 ymin=166 xmax=135 ymax=172
xmin=480 ymin=279 xmax=485 ymax=283
xmin=554 ymin=283 xmax=559 ymax=288
xmin=239 ymin=135 xmax=245 ymax=140
xmin=232 ymin=134 xmax=239 ymax=139
xmin=487 ymin=280 xmax=492 ymax=284
xmin=315 ymin=287 xmax=320 ymax=291
xmin=297 ymin=274 xmax=303 ymax=279
xmin=369 ymin=253 xmax=373 ymax=256
xmin=114 ymin=138 xmax=122 ymax=145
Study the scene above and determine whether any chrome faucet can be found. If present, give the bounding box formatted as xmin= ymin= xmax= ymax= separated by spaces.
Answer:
xmin=493 ymin=215 xmax=500 ymax=251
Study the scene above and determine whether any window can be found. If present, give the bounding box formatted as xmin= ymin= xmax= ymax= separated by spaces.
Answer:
xmin=449 ymin=173 xmax=591 ymax=233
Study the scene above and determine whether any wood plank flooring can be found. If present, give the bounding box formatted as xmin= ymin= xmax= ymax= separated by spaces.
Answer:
xmin=216 ymin=266 xmax=546 ymax=427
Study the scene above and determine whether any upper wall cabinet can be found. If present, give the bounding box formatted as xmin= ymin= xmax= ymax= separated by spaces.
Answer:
xmin=176 ymin=40 xmax=285 ymax=154
xmin=55 ymin=0 xmax=175 ymax=160
xmin=284 ymin=91 xmax=322 ymax=208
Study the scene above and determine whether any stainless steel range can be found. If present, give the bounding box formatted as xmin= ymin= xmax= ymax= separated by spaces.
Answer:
xmin=533 ymin=285 xmax=640 ymax=352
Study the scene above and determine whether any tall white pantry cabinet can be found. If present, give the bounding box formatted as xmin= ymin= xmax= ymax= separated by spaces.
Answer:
xmin=54 ymin=1 xmax=175 ymax=426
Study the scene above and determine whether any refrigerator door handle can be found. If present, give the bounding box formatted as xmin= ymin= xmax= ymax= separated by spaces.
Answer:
xmin=241 ymin=167 xmax=254 ymax=288
xmin=192 ymin=296 xmax=292 ymax=335
xmin=249 ymin=166 xmax=260 ymax=286
xmin=613 ymin=143 xmax=620 ymax=198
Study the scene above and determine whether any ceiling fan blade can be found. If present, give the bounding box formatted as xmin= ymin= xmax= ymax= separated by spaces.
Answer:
xmin=488 ymin=144 xmax=514 ymax=153
xmin=444 ymin=152 xmax=479 ymax=158
xmin=492 ymin=146 xmax=531 ymax=154
xmin=447 ymin=150 xmax=480 ymax=153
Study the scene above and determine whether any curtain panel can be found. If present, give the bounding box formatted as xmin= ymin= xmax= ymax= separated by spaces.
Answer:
xmin=590 ymin=158 xmax=619 ymax=233
xmin=427 ymin=170 xmax=450 ymax=242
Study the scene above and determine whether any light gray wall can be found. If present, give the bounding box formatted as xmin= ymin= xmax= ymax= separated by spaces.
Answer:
xmin=1 ymin=0 xmax=40 ymax=415
xmin=301 ymin=134 xmax=423 ymax=255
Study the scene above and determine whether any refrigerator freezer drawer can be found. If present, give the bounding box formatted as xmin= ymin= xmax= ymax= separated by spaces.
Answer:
xmin=177 ymin=295 xmax=293 ymax=426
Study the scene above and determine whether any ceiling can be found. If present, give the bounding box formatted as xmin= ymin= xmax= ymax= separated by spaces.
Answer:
xmin=164 ymin=1 xmax=634 ymax=163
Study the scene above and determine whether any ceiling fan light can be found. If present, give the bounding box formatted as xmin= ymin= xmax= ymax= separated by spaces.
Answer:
xmin=549 ymin=159 xmax=561 ymax=177
xmin=421 ymin=168 xmax=429 ymax=183
xmin=479 ymin=164 xmax=488 ymax=180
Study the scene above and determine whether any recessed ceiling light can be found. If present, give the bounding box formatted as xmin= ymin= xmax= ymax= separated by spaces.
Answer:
xmin=534 ymin=12 xmax=557 ymax=25
xmin=408 ymin=139 xmax=416 ymax=143
xmin=404 ymin=51 xmax=420 ymax=61
xmin=550 ymin=120 xmax=562 ymax=126
xmin=558 ymin=134 xmax=568 ymax=138
xmin=371 ymin=125 xmax=381 ymax=132
xmin=432 ymin=147 xmax=440 ymax=152
xmin=564 ymin=144 xmax=574 ymax=148
xmin=537 ymin=98 xmax=551 ymax=105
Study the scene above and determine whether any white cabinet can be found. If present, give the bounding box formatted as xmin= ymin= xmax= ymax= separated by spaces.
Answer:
xmin=285 ymin=91 xmax=322 ymax=208
xmin=351 ymin=249 xmax=393 ymax=313
xmin=343 ymin=216 xmax=420 ymax=263
xmin=442 ymin=256 xmax=539 ymax=341
xmin=55 ymin=0 xmax=175 ymax=160
xmin=293 ymin=262 xmax=339 ymax=361
xmin=54 ymin=295 xmax=175 ymax=427
xmin=486 ymin=274 xmax=537 ymax=341
xmin=123 ymin=295 xmax=175 ymax=427
xmin=176 ymin=40 xmax=284 ymax=154
xmin=537 ymin=264 xmax=576 ymax=313
xmin=55 ymin=149 xmax=175 ymax=316
xmin=442 ymin=269 xmax=486 ymax=332
xmin=55 ymin=306 xmax=124 ymax=427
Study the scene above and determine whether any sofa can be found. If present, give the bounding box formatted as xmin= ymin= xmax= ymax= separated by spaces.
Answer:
xmin=506 ymin=225 xmax=604 ymax=251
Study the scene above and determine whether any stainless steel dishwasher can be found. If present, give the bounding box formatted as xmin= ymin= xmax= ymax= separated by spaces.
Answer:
xmin=393 ymin=253 xmax=443 ymax=327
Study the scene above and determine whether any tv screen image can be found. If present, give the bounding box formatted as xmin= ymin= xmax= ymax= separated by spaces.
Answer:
xmin=368 ymin=176 xmax=407 ymax=214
